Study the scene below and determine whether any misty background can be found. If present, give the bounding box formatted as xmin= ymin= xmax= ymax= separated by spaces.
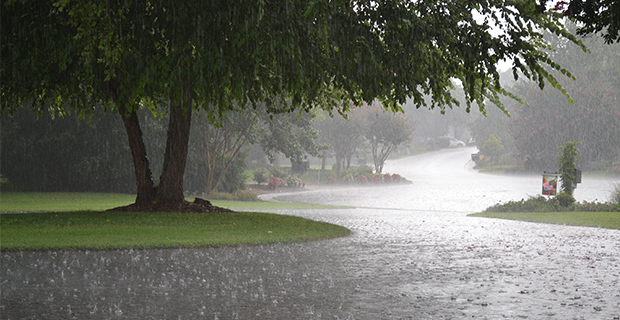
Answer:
xmin=2 ymin=26 xmax=619 ymax=195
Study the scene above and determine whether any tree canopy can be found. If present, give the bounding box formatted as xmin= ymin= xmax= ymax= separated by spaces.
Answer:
xmin=1 ymin=0 xmax=592 ymax=210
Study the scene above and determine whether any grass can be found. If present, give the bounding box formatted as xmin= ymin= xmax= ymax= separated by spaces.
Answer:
xmin=468 ymin=211 xmax=620 ymax=230
xmin=0 ymin=211 xmax=351 ymax=250
xmin=0 ymin=192 xmax=345 ymax=213
xmin=0 ymin=192 xmax=351 ymax=251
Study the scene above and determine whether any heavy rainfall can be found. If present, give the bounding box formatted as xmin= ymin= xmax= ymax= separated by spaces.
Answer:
xmin=2 ymin=1 xmax=620 ymax=319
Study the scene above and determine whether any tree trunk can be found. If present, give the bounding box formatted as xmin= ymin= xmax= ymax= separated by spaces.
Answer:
xmin=156 ymin=99 xmax=192 ymax=206
xmin=119 ymin=105 xmax=156 ymax=206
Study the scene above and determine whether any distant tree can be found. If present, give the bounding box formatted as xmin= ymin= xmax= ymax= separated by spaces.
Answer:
xmin=315 ymin=109 xmax=365 ymax=175
xmin=361 ymin=104 xmax=414 ymax=173
xmin=508 ymin=25 xmax=620 ymax=170
xmin=2 ymin=0 xmax=586 ymax=211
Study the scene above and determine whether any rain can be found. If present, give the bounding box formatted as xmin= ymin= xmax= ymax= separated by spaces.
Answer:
xmin=2 ymin=2 xmax=620 ymax=320
xmin=3 ymin=144 xmax=620 ymax=318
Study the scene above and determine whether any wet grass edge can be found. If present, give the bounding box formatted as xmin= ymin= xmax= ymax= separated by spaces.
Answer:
xmin=468 ymin=211 xmax=620 ymax=230
xmin=0 ymin=211 xmax=351 ymax=251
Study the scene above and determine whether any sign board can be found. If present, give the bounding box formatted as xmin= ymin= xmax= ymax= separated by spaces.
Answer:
xmin=542 ymin=173 xmax=558 ymax=196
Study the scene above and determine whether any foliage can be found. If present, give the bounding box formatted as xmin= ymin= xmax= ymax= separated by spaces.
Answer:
xmin=355 ymin=175 xmax=369 ymax=184
xmin=391 ymin=174 xmax=402 ymax=183
xmin=361 ymin=104 xmax=414 ymax=173
xmin=213 ymin=156 xmax=248 ymax=194
xmin=258 ymin=109 xmax=326 ymax=163
xmin=480 ymin=134 xmax=505 ymax=163
xmin=253 ymin=168 xmax=270 ymax=185
xmin=508 ymin=26 xmax=620 ymax=171
xmin=558 ymin=141 xmax=580 ymax=196
xmin=484 ymin=195 xmax=620 ymax=213
xmin=556 ymin=192 xmax=576 ymax=207
xmin=610 ymin=183 xmax=620 ymax=204
xmin=267 ymin=177 xmax=285 ymax=190
xmin=315 ymin=110 xmax=362 ymax=174
xmin=268 ymin=166 xmax=290 ymax=180
xmin=342 ymin=174 xmax=355 ymax=184
xmin=550 ymin=0 xmax=620 ymax=43
xmin=286 ymin=175 xmax=303 ymax=187
xmin=2 ymin=0 xmax=591 ymax=207
xmin=340 ymin=165 xmax=374 ymax=179
xmin=0 ymin=108 xmax=135 ymax=192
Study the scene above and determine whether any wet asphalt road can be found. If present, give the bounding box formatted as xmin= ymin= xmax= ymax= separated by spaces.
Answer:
xmin=2 ymin=148 xmax=620 ymax=319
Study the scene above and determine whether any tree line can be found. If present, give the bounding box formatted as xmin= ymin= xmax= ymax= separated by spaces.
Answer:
xmin=2 ymin=0 xmax=615 ymax=211
xmin=469 ymin=24 xmax=620 ymax=172
xmin=1 ymin=102 xmax=412 ymax=194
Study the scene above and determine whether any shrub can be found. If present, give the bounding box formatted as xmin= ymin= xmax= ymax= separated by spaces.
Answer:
xmin=557 ymin=141 xmax=581 ymax=196
xmin=326 ymin=176 xmax=337 ymax=184
xmin=269 ymin=166 xmax=290 ymax=179
xmin=391 ymin=173 xmax=401 ymax=183
xmin=484 ymin=194 xmax=620 ymax=213
xmin=556 ymin=192 xmax=576 ymax=207
xmin=383 ymin=173 xmax=393 ymax=183
xmin=253 ymin=168 xmax=270 ymax=185
xmin=610 ymin=183 xmax=620 ymax=204
xmin=234 ymin=191 xmax=259 ymax=201
xmin=372 ymin=174 xmax=383 ymax=183
xmin=343 ymin=174 xmax=355 ymax=184
xmin=355 ymin=175 xmax=369 ymax=184
xmin=268 ymin=177 xmax=285 ymax=189
xmin=286 ymin=175 xmax=302 ymax=187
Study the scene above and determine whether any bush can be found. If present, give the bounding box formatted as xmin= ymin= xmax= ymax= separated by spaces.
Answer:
xmin=234 ymin=190 xmax=259 ymax=201
xmin=269 ymin=166 xmax=290 ymax=179
xmin=383 ymin=173 xmax=393 ymax=183
xmin=253 ymin=168 xmax=270 ymax=185
xmin=484 ymin=194 xmax=620 ymax=213
xmin=355 ymin=175 xmax=369 ymax=184
xmin=610 ymin=183 xmax=620 ymax=204
xmin=268 ymin=177 xmax=285 ymax=189
xmin=556 ymin=192 xmax=576 ymax=207
xmin=286 ymin=175 xmax=303 ymax=187
xmin=391 ymin=173 xmax=401 ymax=183
xmin=343 ymin=173 xmax=354 ymax=184
xmin=372 ymin=174 xmax=383 ymax=183
xmin=326 ymin=176 xmax=337 ymax=184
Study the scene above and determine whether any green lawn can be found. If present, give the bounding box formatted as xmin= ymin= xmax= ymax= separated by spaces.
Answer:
xmin=0 ymin=192 xmax=345 ymax=213
xmin=468 ymin=211 xmax=620 ymax=230
xmin=0 ymin=192 xmax=350 ymax=250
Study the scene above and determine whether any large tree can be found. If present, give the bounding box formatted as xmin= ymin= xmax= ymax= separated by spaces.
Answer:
xmin=360 ymin=104 xmax=413 ymax=173
xmin=2 ymin=0 xmax=586 ymax=211
xmin=550 ymin=0 xmax=620 ymax=43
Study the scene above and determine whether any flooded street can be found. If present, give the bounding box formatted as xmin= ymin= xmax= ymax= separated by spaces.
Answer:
xmin=2 ymin=148 xmax=620 ymax=319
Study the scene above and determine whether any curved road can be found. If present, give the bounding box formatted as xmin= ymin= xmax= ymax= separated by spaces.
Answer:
xmin=2 ymin=148 xmax=619 ymax=319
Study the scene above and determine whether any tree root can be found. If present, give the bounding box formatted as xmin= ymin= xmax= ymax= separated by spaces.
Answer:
xmin=108 ymin=198 xmax=234 ymax=213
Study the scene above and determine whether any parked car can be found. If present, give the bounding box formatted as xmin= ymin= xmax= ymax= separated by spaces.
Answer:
xmin=439 ymin=136 xmax=466 ymax=147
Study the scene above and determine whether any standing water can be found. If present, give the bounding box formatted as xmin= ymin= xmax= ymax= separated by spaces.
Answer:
xmin=2 ymin=148 xmax=619 ymax=319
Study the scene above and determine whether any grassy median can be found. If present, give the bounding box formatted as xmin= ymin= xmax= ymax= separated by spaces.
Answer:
xmin=468 ymin=211 xmax=620 ymax=230
xmin=0 ymin=192 xmax=350 ymax=251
